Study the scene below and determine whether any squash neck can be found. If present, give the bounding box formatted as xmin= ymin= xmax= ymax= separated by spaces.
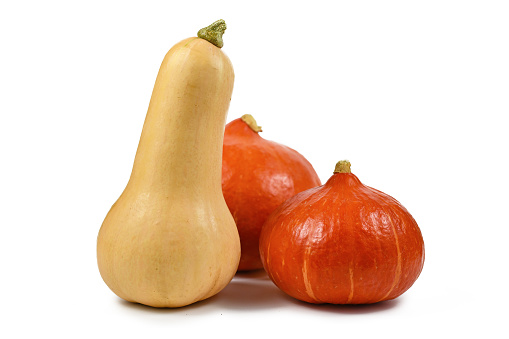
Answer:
xmin=127 ymin=38 xmax=233 ymax=195
xmin=129 ymin=111 xmax=226 ymax=194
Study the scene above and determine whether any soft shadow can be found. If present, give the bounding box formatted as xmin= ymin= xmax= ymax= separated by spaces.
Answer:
xmin=115 ymin=270 xmax=402 ymax=314
xmin=285 ymin=296 xmax=403 ymax=314
xmin=117 ymin=297 xmax=214 ymax=314
xmin=210 ymin=271 xmax=289 ymax=310
xmin=235 ymin=269 xmax=270 ymax=280
xmin=115 ymin=270 xmax=287 ymax=313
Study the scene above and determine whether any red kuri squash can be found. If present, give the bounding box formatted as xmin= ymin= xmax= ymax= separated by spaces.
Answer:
xmin=222 ymin=114 xmax=321 ymax=271
xmin=259 ymin=160 xmax=424 ymax=304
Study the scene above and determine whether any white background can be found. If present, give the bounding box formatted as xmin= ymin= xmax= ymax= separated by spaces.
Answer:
xmin=1 ymin=0 xmax=508 ymax=338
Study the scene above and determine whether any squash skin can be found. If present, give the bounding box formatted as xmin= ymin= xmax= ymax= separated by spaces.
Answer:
xmin=97 ymin=37 xmax=240 ymax=308
xmin=222 ymin=118 xmax=321 ymax=271
xmin=259 ymin=171 xmax=425 ymax=304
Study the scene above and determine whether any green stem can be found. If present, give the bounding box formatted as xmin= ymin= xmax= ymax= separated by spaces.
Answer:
xmin=241 ymin=114 xmax=262 ymax=133
xmin=334 ymin=160 xmax=351 ymax=173
xmin=197 ymin=19 xmax=227 ymax=48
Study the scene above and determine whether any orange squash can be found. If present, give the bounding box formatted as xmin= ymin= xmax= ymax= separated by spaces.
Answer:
xmin=222 ymin=115 xmax=321 ymax=271
xmin=259 ymin=160 xmax=425 ymax=304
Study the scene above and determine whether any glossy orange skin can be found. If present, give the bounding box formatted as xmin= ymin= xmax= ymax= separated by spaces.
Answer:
xmin=222 ymin=118 xmax=321 ymax=271
xmin=259 ymin=172 xmax=425 ymax=304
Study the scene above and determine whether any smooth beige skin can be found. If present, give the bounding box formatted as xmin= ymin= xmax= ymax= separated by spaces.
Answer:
xmin=97 ymin=37 xmax=240 ymax=308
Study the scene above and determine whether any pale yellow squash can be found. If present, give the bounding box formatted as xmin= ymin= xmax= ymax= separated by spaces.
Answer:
xmin=97 ymin=20 xmax=240 ymax=308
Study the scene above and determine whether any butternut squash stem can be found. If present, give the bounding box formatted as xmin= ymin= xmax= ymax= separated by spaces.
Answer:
xmin=334 ymin=160 xmax=351 ymax=173
xmin=197 ymin=19 xmax=227 ymax=48
xmin=241 ymin=114 xmax=262 ymax=133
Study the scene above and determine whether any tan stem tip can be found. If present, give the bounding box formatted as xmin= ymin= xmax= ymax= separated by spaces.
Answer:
xmin=197 ymin=19 xmax=227 ymax=48
xmin=334 ymin=160 xmax=351 ymax=173
xmin=241 ymin=114 xmax=262 ymax=133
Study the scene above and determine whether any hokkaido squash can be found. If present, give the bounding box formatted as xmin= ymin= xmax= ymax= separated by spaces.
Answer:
xmin=260 ymin=160 xmax=424 ymax=304
xmin=97 ymin=20 xmax=240 ymax=308
xmin=222 ymin=114 xmax=321 ymax=271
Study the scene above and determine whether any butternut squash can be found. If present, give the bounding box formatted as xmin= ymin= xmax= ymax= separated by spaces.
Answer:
xmin=97 ymin=20 xmax=240 ymax=308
